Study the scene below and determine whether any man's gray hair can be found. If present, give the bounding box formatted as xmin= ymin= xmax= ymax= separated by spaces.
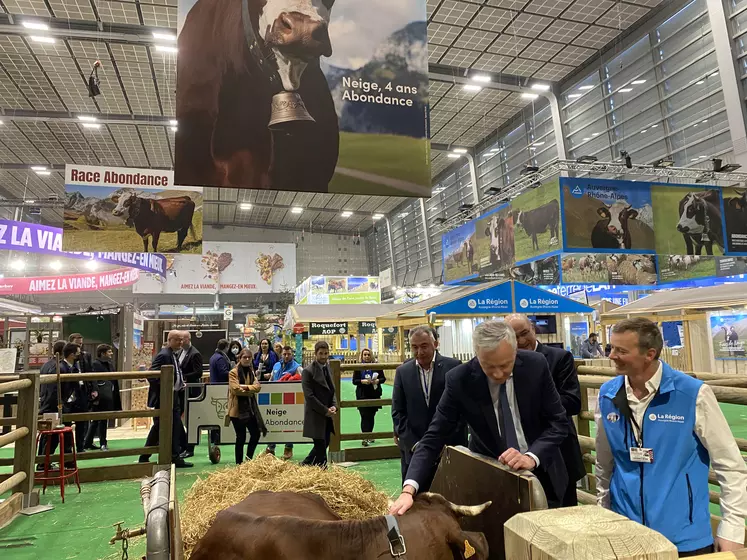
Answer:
xmin=408 ymin=325 xmax=436 ymax=343
xmin=473 ymin=320 xmax=517 ymax=353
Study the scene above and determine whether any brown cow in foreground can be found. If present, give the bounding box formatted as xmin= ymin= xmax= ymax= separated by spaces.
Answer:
xmin=190 ymin=490 xmax=490 ymax=560
xmin=111 ymin=192 xmax=196 ymax=252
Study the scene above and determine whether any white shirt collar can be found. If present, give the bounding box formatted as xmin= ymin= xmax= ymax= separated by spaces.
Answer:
xmin=533 ymin=340 xmax=539 ymax=351
xmin=624 ymin=361 xmax=663 ymax=400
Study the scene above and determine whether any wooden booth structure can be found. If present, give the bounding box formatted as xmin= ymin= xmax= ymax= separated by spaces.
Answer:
xmin=376 ymin=280 xmax=595 ymax=362
xmin=600 ymin=282 xmax=747 ymax=374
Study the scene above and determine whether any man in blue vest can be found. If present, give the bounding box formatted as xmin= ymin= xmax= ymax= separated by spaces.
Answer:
xmin=596 ymin=317 xmax=747 ymax=555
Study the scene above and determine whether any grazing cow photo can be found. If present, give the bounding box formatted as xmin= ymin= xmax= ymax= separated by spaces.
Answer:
xmin=724 ymin=187 xmax=747 ymax=253
xmin=442 ymin=221 xmax=477 ymax=283
xmin=175 ymin=0 xmax=431 ymax=196
xmin=63 ymin=184 xmax=203 ymax=254
xmin=652 ymin=185 xmax=725 ymax=256
xmin=561 ymin=253 xmax=657 ymax=286
xmin=659 ymin=254 xmax=716 ymax=283
xmin=475 ymin=204 xmax=514 ymax=279
xmin=561 ymin=178 xmax=655 ymax=252
xmin=511 ymin=180 xmax=563 ymax=263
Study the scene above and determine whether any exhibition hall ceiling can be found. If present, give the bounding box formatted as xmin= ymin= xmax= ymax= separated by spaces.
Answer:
xmin=0 ymin=0 xmax=665 ymax=233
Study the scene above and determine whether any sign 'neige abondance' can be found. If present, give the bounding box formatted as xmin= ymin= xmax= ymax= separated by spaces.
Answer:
xmin=174 ymin=0 xmax=430 ymax=197
xmin=0 ymin=219 xmax=167 ymax=277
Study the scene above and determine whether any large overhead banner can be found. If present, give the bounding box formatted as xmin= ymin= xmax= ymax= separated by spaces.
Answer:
xmin=63 ymin=165 xmax=203 ymax=254
xmin=134 ymin=242 xmax=296 ymax=294
xmin=475 ymin=204 xmax=514 ymax=281
xmin=0 ymin=268 xmax=139 ymax=295
xmin=560 ymin=253 xmax=657 ymax=286
xmin=175 ymin=0 xmax=430 ymax=197
xmin=304 ymin=276 xmax=381 ymax=304
xmin=561 ymin=177 xmax=655 ymax=253
xmin=512 ymin=179 xmax=562 ymax=265
xmin=442 ymin=220 xmax=477 ymax=284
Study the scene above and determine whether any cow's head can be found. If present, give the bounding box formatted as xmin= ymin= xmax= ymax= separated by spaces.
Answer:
xmin=413 ymin=493 xmax=491 ymax=560
xmin=258 ymin=0 xmax=334 ymax=91
xmin=677 ymin=192 xmax=709 ymax=234
xmin=511 ymin=210 xmax=523 ymax=231
xmin=603 ymin=202 xmax=637 ymax=237
xmin=111 ymin=192 xmax=136 ymax=217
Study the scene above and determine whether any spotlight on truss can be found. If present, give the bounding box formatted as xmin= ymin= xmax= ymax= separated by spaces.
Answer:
xmin=520 ymin=165 xmax=539 ymax=176
xmin=653 ymin=157 xmax=675 ymax=168
xmin=713 ymin=158 xmax=741 ymax=173
xmin=620 ymin=150 xmax=632 ymax=169
xmin=576 ymin=155 xmax=598 ymax=164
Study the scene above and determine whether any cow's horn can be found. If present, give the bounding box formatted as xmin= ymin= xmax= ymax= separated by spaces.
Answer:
xmin=447 ymin=500 xmax=492 ymax=516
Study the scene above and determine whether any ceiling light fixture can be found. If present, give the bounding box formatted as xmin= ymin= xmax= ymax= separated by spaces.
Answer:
xmin=619 ymin=88 xmax=633 ymax=93
xmin=36 ymin=170 xmax=51 ymax=176
xmin=291 ymin=207 xmax=303 ymax=214
xmin=696 ymin=80 xmax=705 ymax=85
xmin=49 ymin=260 xmax=62 ymax=271
xmin=532 ymin=141 xmax=545 ymax=147
xmin=568 ymin=93 xmax=582 ymax=99
xmin=29 ymin=35 xmax=55 ymax=43
xmin=372 ymin=214 xmax=384 ymax=221
xmin=239 ymin=203 xmax=252 ymax=210
xmin=471 ymin=75 xmax=491 ymax=83
xmin=447 ymin=153 xmax=461 ymax=159
xmin=169 ymin=120 xmax=177 ymax=126
xmin=579 ymin=85 xmax=594 ymax=90
xmin=452 ymin=148 xmax=468 ymax=154
xmin=10 ymin=260 xmax=25 ymax=271
xmin=82 ymin=123 xmax=101 ymax=129
xmin=592 ymin=132 xmax=600 ymax=136
xmin=398 ymin=212 xmax=409 ymax=219
xmin=152 ymin=32 xmax=176 ymax=41
xmin=77 ymin=115 xmax=97 ymax=122
xmin=30 ymin=166 xmax=46 ymax=171
xmin=23 ymin=21 xmax=49 ymax=30
xmin=463 ymin=84 xmax=482 ymax=92
xmin=631 ymin=79 xmax=647 ymax=85
xmin=531 ymin=83 xmax=550 ymax=91
xmin=155 ymin=45 xmax=178 ymax=54
xmin=171 ymin=126 xmax=177 ymax=132
xmin=521 ymin=93 xmax=539 ymax=100
xmin=341 ymin=211 xmax=353 ymax=218
xmin=85 ymin=260 xmax=99 ymax=270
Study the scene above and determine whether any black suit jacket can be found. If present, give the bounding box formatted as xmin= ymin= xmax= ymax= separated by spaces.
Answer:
xmin=147 ymin=347 xmax=180 ymax=409
xmin=179 ymin=345 xmax=203 ymax=384
xmin=406 ymin=351 xmax=569 ymax=501
xmin=392 ymin=353 xmax=466 ymax=456
xmin=536 ymin=343 xmax=586 ymax=482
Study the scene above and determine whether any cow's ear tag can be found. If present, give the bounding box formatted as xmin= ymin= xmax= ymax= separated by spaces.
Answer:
xmin=464 ymin=540 xmax=475 ymax=559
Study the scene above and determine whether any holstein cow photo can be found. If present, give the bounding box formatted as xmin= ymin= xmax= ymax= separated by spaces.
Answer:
xmin=176 ymin=0 xmax=340 ymax=192
xmin=62 ymin=186 xmax=203 ymax=254
xmin=561 ymin=179 xmax=655 ymax=252
xmin=510 ymin=180 xmax=563 ymax=263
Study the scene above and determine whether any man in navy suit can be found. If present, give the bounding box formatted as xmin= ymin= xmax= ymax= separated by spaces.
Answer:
xmin=507 ymin=314 xmax=586 ymax=506
xmin=392 ymin=325 xmax=464 ymax=486
xmin=138 ymin=330 xmax=192 ymax=468
xmin=390 ymin=320 xmax=569 ymax=515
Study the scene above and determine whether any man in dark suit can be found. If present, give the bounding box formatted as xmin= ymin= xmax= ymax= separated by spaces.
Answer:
xmin=178 ymin=331 xmax=203 ymax=457
xmin=138 ymin=330 xmax=192 ymax=468
xmin=506 ymin=314 xmax=586 ymax=506
xmin=300 ymin=340 xmax=337 ymax=467
xmin=390 ymin=320 xmax=569 ymax=516
xmin=392 ymin=325 xmax=463 ymax=486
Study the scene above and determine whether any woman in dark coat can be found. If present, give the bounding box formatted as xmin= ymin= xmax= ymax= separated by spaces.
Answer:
xmin=83 ymin=344 xmax=121 ymax=451
xmin=352 ymin=348 xmax=385 ymax=447
xmin=225 ymin=349 xmax=267 ymax=464
xmin=300 ymin=341 xmax=337 ymax=467
xmin=253 ymin=338 xmax=278 ymax=381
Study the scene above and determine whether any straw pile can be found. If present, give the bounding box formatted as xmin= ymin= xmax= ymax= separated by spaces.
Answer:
xmin=181 ymin=454 xmax=390 ymax=558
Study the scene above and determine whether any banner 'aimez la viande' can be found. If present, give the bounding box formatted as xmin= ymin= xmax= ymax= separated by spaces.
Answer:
xmin=0 ymin=219 xmax=166 ymax=277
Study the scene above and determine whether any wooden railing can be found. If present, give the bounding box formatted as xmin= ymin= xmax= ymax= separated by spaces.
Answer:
xmin=0 ymin=366 xmax=175 ymax=487
xmin=575 ymin=365 xmax=747 ymax=540
xmin=328 ymin=361 xmax=401 ymax=462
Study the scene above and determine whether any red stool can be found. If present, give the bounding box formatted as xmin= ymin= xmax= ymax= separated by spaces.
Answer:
xmin=35 ymin=426 xmax=81 ymax=503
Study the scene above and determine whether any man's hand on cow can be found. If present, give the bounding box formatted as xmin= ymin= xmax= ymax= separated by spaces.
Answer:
xmin=499 ymin=448 xmax=536 ymax=471
xmin=389 ymin=488 xmax=415 ymax=516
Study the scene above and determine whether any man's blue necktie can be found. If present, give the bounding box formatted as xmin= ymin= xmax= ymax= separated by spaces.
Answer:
xmin=499 ymin=382 xmax=519 ymax=450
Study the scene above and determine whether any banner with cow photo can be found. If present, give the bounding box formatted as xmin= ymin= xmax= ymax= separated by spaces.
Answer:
xmin=442 ymin=220 xmax=477 ymax=284
xmin=512 ymin=179 xmax=562 ymax=265
xmin=175 ymin=0 xmax=430 ymax=197
xmin=474 ymin=203 xmax=514 ymax=281
xmin=710 ymin=313 xmax=747 ymax=360
xmin=723 ymin=187 xmax=747 ymax=254
xmin=63 ymin=165 xmax=203 ymax=254
xmin=560 ymin=253 xmax=657 ymax=286
xmin=509 ymin=255 xmax=559 ymax=286
xmin=560 ymin=177 xmax=655 ymax=253
xmin=651 ymin=184 xmax=725 ymax=257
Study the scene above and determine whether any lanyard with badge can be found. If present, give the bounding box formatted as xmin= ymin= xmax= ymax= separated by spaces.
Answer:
xmin=628 ymin=413 xmax=654 ymax=464
xmin=420 ymin=365 xmax=430 ymax=402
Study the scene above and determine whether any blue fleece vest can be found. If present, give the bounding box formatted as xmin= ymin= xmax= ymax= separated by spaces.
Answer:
xmin=599 ymin=362 xmax=712 ymax=552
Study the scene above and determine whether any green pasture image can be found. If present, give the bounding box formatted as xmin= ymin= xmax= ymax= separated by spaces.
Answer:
xmin=444 ymin=258 xmax=474 ymax=283
xmin=652 ymin=185 xmax=724 ymax=256
xmin=63 ymin=210 xmax=204 ymax=254
xmin=513 ymin=180 xmax=562 ymax=263
xmin=660 ymin=257 xmax=716 ymax=283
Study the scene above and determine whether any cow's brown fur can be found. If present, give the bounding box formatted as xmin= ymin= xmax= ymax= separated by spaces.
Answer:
xmin=190 ymin=491 xmax=489 ymax=560
xmin=175 ymin=0 xmax=339 ymax=192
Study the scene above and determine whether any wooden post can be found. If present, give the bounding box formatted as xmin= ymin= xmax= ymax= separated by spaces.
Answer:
xmin=682 ymin=319 xmax=694 ymax=372
xmin=578 ymin=384 xmax=595 ymax=493
xmin=158 ymin=365 xmax=174 ymax=466
xmin=397 ymin=326 xmax=405 ymax=363
xmin=328 ymin=360 xmax=342 ymax=456
xmin=12 ymin=372 xmax=38 ymax=502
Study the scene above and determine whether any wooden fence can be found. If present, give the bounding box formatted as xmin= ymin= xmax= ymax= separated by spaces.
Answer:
xmin=0 ymin=366 xmax=175 ymax=488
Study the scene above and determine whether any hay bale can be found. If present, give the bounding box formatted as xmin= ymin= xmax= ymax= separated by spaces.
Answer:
xmin=181 ymin=454 xmax=389 ymax=558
